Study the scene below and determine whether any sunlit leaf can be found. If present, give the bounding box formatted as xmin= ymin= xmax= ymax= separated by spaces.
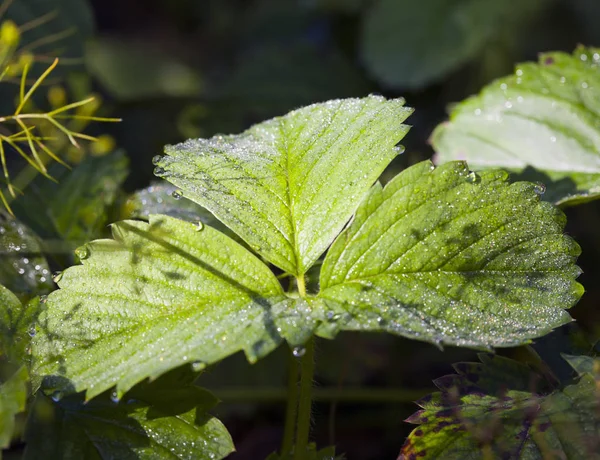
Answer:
xmin=156 ymin=96 xmax=412 ymax=275
xmin=318 ymin=161 xmax=582 ymax=348
xmin=432 ymin=46 xmax=600 ymax=206
xmin=400 ymin=354 xmax=600 ymax=459
xmin=32 ymin=214 xmax=291 ymax=399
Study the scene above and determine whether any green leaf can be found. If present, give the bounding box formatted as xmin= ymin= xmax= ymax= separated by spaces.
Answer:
xmin=32 ymin=214 xmax=289 ymax=399
xmin=0 ymin=285 xmax=42 ymax=363
xmin=562 ymin=353 xmax=599 ymax=376
xmin=0 ymin=366 xmax=28 ymax=449
xmin=24 ymin=378 xmax=233 ymax=460
xmin=13 ymin=151 xmax=129 ymax=246
xmin=432 ymin=46 xmax=600 ymax=206
xmin=318 ymin=160 xmax=582 ymax=348
xmin=0 ymin=214 xmax=52 ymax=303
xmin=360 ymin=0 xmax=546 ymax=89
xmin=156 ymin=96 xmax=412 ymax=275
xmin=121 ymin=181 xmax=229 ymax=235
xmin=86 ymin=37 xmax=203 ymax=100
xmin=400 ymin=354 xmax=600 ymax=459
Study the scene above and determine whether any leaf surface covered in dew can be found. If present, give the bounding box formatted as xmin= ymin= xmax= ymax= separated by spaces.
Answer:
xmin=400 ymin=354 xmax=600 ymax=459
xmin=155 ymin=96 xmax=412 ymax=275
xmin=24 ymin=369 xmax=233 ymax=460
xmin=319 ymin=161 xmax=582 ymax=348
xmin=0 ymin=285 xmax=42 ymax=363
xmin=433 ymin=46 xmax=600 ymax=206
xmin=32 ymin=214 xmax=291 ymax=399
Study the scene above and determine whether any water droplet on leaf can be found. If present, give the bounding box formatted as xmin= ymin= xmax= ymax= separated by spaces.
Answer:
xmin=153 ymin=166 xmax=165 ymax=176
xmin=111 ymin=391 xmax=119 ymax=403
xmin=393 ymin=144 xmax=405 ymax=154
xmin=466 ymin=171 xmax=480 ymax=184
xmin=533 ymin=182 xmax=546 ymax=195
xmin=28 ymin=325 xmax=36 ymax=337
xmin=195 ymin=221 xmax=204 ymax=232
xmin=292 ymin=346 xmax=306 ymax=358
xmin=151 ymin=155 xmax=162 ymax=165
xmin=52 ymin=271 xmax=63 ymax=283
xmin=40 ymin=295 xmax=48 ymax=304
xmin=51 ymin=390 xmax=63 ymax=402
xmin=75 ymin=246 xmax=89 ymax=259
xmin=172 ymin=190 xmax=183 ymax=200
xmin=191 ymin=360 xmax=205 ymax=372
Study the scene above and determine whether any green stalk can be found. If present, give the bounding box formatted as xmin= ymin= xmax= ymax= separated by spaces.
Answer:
xmin=281 ymin=350 xmax=299 ymax=456
xmin=294 ymin=336 xmax=315 ymax=459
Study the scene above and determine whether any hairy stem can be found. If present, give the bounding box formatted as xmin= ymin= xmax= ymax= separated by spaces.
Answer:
xmin=294 ymin=336 xmax=315 ymax=459
xmin=281 ymin=350 xmax=299 ymax=456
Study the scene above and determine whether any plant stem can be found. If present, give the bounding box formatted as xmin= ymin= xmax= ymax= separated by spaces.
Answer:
xmin=294 ymin=336 xmax=315 ymax=460
xmin=296 ymin=274 xmax=306 ymax=297
xmin=281 ymin=350 xmax=299 ymax=456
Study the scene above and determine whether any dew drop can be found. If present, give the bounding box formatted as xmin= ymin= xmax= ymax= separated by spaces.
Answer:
xmin=191 ymin=360 xmax=205 ymax=372
xmin=292 ymin=346 xmax=306 ymax=358
xmin=368 ymin=92 xmax=382 ymax=97
xmin=39 ymin=295 xmax=48 ymax=304
xmin=533 ymin=182 xmax=546 ymax=195
xmin=75 ymin=245 xmax=89 ymax=260
xmin=466 ymin=171 xmax=480 ymax=184
xmin=51 ymin=390 xmax=63 ymax=402
xmin=504 ymin=101 xmax=513 ymax=109
xmin=195 ymin=221 xmax=204 ymax=232
xmin=582 ymin=82 xmax=589 ymax=89
xmin=377 ymin=317 xmax=386 ymax=326
xmin=111 ymin=391 xmax=120 ymax=403
xmin=326 ymin=311 xmax=335 ymax=320
xmin=172 ymin=190 xmax=183 ymax=200
xmin=550 ymin=136 xmax=557 ymax=143
xmin=28 ymin=325 xmax=36 ymax=337
xmin=52 ymin=271 xmax=63 ymax=283
xmin=151 ymin=155 xmax=162 ymax=165
xmin=393 ymin=144 xmax=405 ymax=154
xmin=153 ymin=166 xmax=165 ymax=176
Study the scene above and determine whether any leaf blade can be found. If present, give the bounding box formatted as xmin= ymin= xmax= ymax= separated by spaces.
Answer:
xmin=157 ymin=96 xmax=412 ymax=275
xmin=319 ymin=160 xmax=582 ymax=348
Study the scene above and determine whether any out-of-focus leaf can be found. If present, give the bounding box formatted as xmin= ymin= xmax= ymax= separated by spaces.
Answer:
xmin=432 ymin=46 xmax=600 ymax=206
xmin=157 ymin=96 xmax=412 ymax=275
xmin=13 ymin=150 xmax=129 ymax=247
xmin=0 ymin=285 xmax=41 ymax=363
xmin=400 ymin=354 xmax=600 ymax=459
xmin=86 ymin=37 xmax=203 ymax=100
xmin=0 ymin=214 xmax=52 ymax=302
xmin=24 ymin=380 xmax=234 ymax=460
xmin=221 ymin=44 xmax=367 ymax=120
xmin=319 ymin=161 xmax=582 ymax=348
xmin=0 ymin=366 xmax=28 ymax=449
xmin=361 ymin=0 xmax=547 ymax=89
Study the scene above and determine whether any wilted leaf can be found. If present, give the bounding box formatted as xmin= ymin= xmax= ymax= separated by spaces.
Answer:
xmin=319 ymin=161 xmax=582 ymax=348
xmin=156 ymin=96 xmax=412 ymax=275
xmin=432 ymin=46 xmax=600 ymax=206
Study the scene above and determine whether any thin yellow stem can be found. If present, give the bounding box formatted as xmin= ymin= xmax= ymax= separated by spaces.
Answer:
xmin=15 ymin=57 xmax=58 ymax=115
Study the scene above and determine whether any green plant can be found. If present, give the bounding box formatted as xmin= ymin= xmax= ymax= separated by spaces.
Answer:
xmin=4 ymin=33 xmax=600 ymax=458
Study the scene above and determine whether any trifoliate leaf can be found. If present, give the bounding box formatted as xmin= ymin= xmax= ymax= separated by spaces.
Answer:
xmin=0 ymin=214 xmax=52 ymax=303
xmin=31 ymin=214 xmax=291 ymax=399
xmin=360 ymin=0 xmax=546 ymax=89
xmin=400 ymin=354 xmax=600 ymax=459
xmin=24 ymin=384 xmax=233 ymax=460
xmin=0 ymin=366 xmax=28 ymax=449
xmin=13 ymin=151 xmax=129 ymax=246
xmin=0 ymin=285 xmax=42 ymax=363
xmin=319 ymin=161 xmax=582 ymax=348
xmin=432 ymin=46 xmax=600 ymax=206
xmin=156 ymin=96 xmax=412 ymax=275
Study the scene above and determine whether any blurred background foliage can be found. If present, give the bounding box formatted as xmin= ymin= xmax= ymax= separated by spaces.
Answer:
xmin=2 ymin=0 xmax=600 ymax=458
